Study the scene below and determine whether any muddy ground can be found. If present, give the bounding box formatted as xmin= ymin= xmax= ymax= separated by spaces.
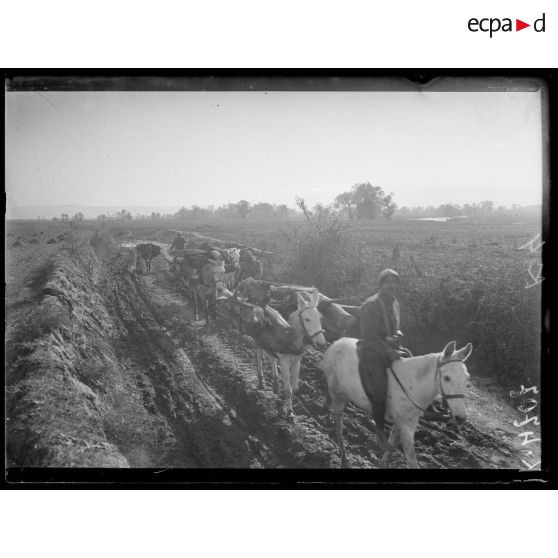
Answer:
xmin=6 ymin=225 xmax=538 ymax=469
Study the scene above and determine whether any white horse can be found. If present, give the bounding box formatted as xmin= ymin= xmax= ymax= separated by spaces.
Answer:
xmin=221 ymin=248 xmax=240 ymax=290
xmin=321 ymin=339 xmax=472 ymax=468
xmin=257 ymin=290 xmax=328 ymax=417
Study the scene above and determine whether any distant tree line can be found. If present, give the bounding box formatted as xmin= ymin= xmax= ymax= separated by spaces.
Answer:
xmin=173 ymin=201 xmax=297 ymax=221
xmin=83 ymin=202 xmax=298 ymax=222
xmin=47 ymin=180 xmax=521 ymax=223
xmin=395 ymin=200 xmax=509 ymax=219
xmin=52 ymin=212 xmax=85 ymax=223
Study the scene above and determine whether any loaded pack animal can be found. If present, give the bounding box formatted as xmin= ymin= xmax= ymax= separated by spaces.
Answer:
xmin=232 ymin=249 xmax=264 ymax=289
xmin=236 ymin=286 xmax=327 ymax=417
xmin=193 ymin=250 xmax=229 ymax=324
xmin=135 ymin=243 xmax=162 ymax=274
xmin=219 ymin=247 xmax=240 ymax=290
xmin=234 ymin=277 xmax=272 ymax=306
xmin=321 ymin=339 xmax=473 ymax=468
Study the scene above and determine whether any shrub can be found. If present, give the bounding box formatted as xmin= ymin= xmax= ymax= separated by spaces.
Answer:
xmin=279 ymin=200 xmax=368 ymax=297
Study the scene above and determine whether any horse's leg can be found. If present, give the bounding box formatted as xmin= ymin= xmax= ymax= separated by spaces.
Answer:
xmin=290 ymin=356 xmax=302 ymax=394
xmin=204 ymin=292 xmax=210 ymax=325
xmin=399 ymin=425 xmax=420 ymax=469
xmin=193 ymin=287 xmax=199 ymax=321
xmin=278 ymin=356 xmax=293 ymax=418
xmin=208 ymin=290 xmax=217 ymax=321
xmin=380 ymin=425 xmax=400 ymax=468
xmin=331 ymin=397 xmax=348 ymax=468
xmin=270 ymin=357 xmax=280 ymax=394
xmin=256 ymin=347 xmax=265 ymax=389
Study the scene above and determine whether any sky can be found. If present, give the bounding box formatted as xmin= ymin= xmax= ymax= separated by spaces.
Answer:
xmin=5 ymin=89 xmax=543 ymax=211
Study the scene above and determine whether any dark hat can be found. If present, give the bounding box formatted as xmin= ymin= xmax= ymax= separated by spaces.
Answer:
xmin=378 ymin=268 xmax=400 ymax=285
xmin=240 ymin=249 xmax=256 ymax=261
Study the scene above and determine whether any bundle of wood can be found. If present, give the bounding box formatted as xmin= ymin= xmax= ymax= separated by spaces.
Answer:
xmin=225 ymin=278 xmax=362 ymax=341
xmin=175 ymin=230 xmax=274 ymax=258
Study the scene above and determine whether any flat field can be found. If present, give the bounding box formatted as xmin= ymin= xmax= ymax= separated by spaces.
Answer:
xmin=5 ymin=214 xmax=542 ymax=470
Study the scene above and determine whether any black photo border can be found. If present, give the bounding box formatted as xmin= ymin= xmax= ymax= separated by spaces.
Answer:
xmin=2 ymin=68 xmax=555 ymax=488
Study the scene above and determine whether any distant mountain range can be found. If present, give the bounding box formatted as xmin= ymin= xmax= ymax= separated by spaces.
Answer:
xmin=6 ymin=205 xmax=182 ymax=220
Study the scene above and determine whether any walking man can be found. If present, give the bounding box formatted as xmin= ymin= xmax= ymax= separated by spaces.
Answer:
xmin=170 ymin=232 xmax=186 ymax=252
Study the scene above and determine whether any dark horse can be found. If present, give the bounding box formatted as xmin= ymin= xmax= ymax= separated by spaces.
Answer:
xmin=135 ymin=243 xmax=162 ymax=274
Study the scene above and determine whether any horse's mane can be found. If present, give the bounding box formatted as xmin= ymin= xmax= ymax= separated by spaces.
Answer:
xmin=395 ymin=353 xmax=438 ymax=380
xmin=264 ymin=306 xmax=291 ymax=328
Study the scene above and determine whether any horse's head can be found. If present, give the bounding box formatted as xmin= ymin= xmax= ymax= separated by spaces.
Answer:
xmin=198 ymin=256 xmax=226 ymax=286
xmin=235 ymin=296 xmax=266 ymax=335
xmin=437 ymin=341 xmax=473 ymax=424
xmin=227 ymin=248 xmax=241 ymax=268
xmin=212 ymin=261 xmax=227 ymax=290
xmin=296 ymin=290 xmax=327 ymax=351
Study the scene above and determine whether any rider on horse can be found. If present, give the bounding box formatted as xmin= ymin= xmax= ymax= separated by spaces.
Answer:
xmin=358 ymin=269 xmax=450 ymax=448
xmin=357 ymin=268 xmax=404 ymax=450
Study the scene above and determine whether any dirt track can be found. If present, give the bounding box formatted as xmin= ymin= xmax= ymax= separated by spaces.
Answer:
xmin=104 ymin=233 xmax=525 ymax=469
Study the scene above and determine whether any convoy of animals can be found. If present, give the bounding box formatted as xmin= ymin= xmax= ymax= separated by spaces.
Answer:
xmin=132 ymin=232 xmax=473 ymax=469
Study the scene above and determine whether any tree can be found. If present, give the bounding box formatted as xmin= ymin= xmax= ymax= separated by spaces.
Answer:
xmin=438 ymin=203 xmax=460 ymax=217
xmin=382 ymin=194 xmax=397 ymax=220
xmin=351 ymin=183 xmax=384 ymax=220
xmin=251 ymin=202 xmax=274 ymax=218
xmin=237 ymin=200 xmax=251 ymax=220
xmin=334 ymin=182 xmax=395 ymax=221
xmin=295 ymin=196 xmax=312 ymax=220
xmin=277 ymin=204 xmax=290 ymax=218
xmin=334 ymin=191 xmax=357 ymax=220
xmin=480 ymin=200 xmax=494 ymax=213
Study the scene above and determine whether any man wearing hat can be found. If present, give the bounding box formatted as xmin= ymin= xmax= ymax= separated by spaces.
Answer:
xmin=357 ymin=268 xmax=404 ymax=450
xmin=233 ymin=249 xmax=263 ymax=289
xmin=170 ymin=232 xmax=186 ymax=253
